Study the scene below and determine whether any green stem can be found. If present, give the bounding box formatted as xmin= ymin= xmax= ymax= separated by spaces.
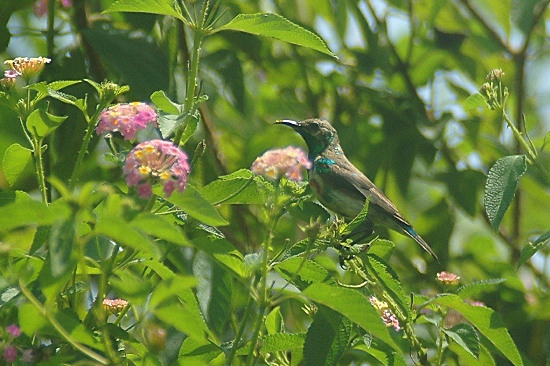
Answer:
xmin=19 ymin=279 xmax=110 ymax=365
xmin=502 ymin=110 xmax=537 ymax=163
xmin=32 ymin=136 xmax=48 ymax=204
xmin=69 ymin=110 xmax=98 ymax=190
xmin=174 ymin=29 xmax=204 ymax=146
xmin=226 ymin=287 xmax=256 ymax=365
xmin=246 ymin=184 xmax=283 ymax=365
xmin=435 ymin=314 xmax=446 ymax=366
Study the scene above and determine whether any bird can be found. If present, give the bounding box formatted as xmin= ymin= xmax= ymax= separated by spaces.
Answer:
xmin=276 ymin=118 xmax=438 ymax=260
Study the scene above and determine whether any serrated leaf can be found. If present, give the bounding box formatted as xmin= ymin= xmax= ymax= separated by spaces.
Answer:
xmin=180 ymin=115 xmax=199 ymax=145
xmin=153 ymin=289 xmax=210 ymax=341
xmin=464 ymin=93 xmax=489 ymax=111
xmin=275 ymin=257 xmax=335 ymax=288
xmin=303 ymin=283 xmax=400 ymax=351
xmin=47 ymin=89 xmax=78 ymax=106
xmin=303 ymin=309 xmax=343 ymax=366
xmin=148 ymin=274 xmax=197 ymax=309
xmin=517 ymin=230 xmax=550 ymax=268
xmin=155 ymin=185 xmax=228 ymax=226
xmin=179 ymin=337 xmax=223 ymax=364
xmin=150 ymin=90 xmax=181 ymax=114
xmin=262 ymin=332 xmax=305 ymax=353
xmin=434 ymin=294 xmax=523 ymax=366
xmin=26 ymin=108 xmax=67 ymax=139
xmin=192 ymin=237 xmax=247 ymax=279
xmin=456 ymin=278 xmax=506 ymax=299
xmin=341 ymin=200 xmax=369 ymax=237
xmin=265 ymin=307 xmax=283 ymax=334
xmin=367 ymin=254 xmax=410 ymax=319
xmin=27 ymin=80 xmax=81 ymax=103
xmin=2 ymin=143 xmax=33 ymax=187
xmin=367 ymin=239 xmax=395 ymax=262
xmin=158 ymin=112 xmax=185 ymax=138
xmin=202 ymin=169 xmax=272 ymax=205
xmin=217 ymin=13 xmax=336 ymax=58
xmin=130 ymin=212 xmax=189 ymax=246
xmin=443 ymin=323 xmax=480 ymax=360
xmin=103 ymin=0 xmax=185 ymax=22
xmin=484 ymin=155 xmax=527 ymax=230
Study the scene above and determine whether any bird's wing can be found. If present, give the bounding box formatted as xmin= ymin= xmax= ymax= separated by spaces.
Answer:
xmin=325 ymin=159 xmax=439 ymax=259
xmin=330 ymin=161 xmax=411 ymax=225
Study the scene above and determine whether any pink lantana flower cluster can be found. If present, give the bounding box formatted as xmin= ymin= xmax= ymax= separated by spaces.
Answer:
xmin=251 ymin=146 xmax=311 ymax=182
xmin=369 ymin=296 xmax=401 ymax=331
xmin=102 ymin=298 xmax=129 ymax=315
xmin=2 ymin=57 xmax=51 ymax=85
xmin=436 ymin=271 xmax=460 ymax=285
xmin=96 ymin=102 xmax=158 ymax=140
xmin=124 ymin=140 xmax=190 ymax=199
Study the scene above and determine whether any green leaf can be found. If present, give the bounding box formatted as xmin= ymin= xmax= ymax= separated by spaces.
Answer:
xmin=110 ymin=269 xmax=152 ymax=305
xmin=153 ymin=289 xmax=210 ymax=341
xmin=265 ymin=307 xmax=283 ymax=334
xmin=155 ymin=185 xmax=228 ymax=226
xmin=303 ymin=308 xmax=346 ymax=366
xmin=148 ymin=274 xmax=197 ymax=309
xmin=0 ymin=199 xmax=70 ymax=233
xmin=484 ymin=155 xmax=527 ymax=231
xmin=262 ymin=332 xmax=305 ymax=353
xmin=434 ymin=294 xmax=523 ymax=366
xmin=443 ymin=323 xmax=480 ymax=360
xmin=471 ymin=0 xmax=511 ymax=37
xmin=464 ymin=93 xmax=489 ymax=111
xmin=179 ymin=337 xmax=224 ymax=364
xmin=157 ymin=113 xmax=185 ymax=138
xmin=192 ymin=237 xmax=247 ymax=279
xmin=517 ymin=230 xmax=550 ymax=268
xmin=150 ymin=90 xmax=181 ymax=114
xmin=341 ymin=199 xmax=369 ymax=237
xmin=19 ymin=302 xmax=48 ymax=335
xmin=366 ymin=254 xmax=410 ymax=319
xmin=303 ymin=283 xmax=400 ymax=351
xmin=275 ymin=257 xmax=335 ymax=288
xmin=94 ymin=216 xmax=156 ymax=255
xmin=201 ymin=169 xmax=272 ymax=205
xmin=180 ymin=115 xmax=199 ymax=145
xmin=27 ymin=80 xmax=81 ymax=103
xmin=367 ymin=239 xmax=395 ymax=262
xmin=49 ymin=219 xmax=76 ymax=278
xmin=55 ymin=309 xmax=105 ymax=351
xmin=193 ymin=252 xmax=232 ymax=337
xmin=103 ymin=0 xmax=185 ymax=22
xmin=217 ymin=13 xmax=336 ymax=58
xmin=25 ymin=108 xmax=67 ymax=139
xmin=2 ymin=143 xmax=33 ymax=187
xmin=456 ymin=278 xmax=506 ymax=299
xmin=130 ymin=213 xmax=189 ymax=246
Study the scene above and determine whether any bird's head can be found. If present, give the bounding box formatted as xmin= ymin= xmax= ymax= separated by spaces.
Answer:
xmin=276 ymin=119 xmax=339 ymax=157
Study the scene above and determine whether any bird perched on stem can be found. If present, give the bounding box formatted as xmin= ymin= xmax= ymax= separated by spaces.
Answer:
xmin=277 ymin=118 xmax=438 ymax=260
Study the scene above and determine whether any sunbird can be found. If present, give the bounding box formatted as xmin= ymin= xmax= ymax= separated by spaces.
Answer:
xmin=277 ymin=118 xmax=438 ymax=260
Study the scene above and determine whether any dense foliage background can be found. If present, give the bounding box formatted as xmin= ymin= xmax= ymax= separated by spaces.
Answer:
xmin=1 ymin=0 xmax=550 ymax=365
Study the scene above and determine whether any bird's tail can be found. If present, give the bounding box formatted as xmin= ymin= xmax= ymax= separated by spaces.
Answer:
xmin=404 ymin=226 xmax=438 ymax=260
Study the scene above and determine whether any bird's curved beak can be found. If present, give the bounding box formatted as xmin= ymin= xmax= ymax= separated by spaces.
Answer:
xmin=275 ymin=119 xmax=300 ymax=127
